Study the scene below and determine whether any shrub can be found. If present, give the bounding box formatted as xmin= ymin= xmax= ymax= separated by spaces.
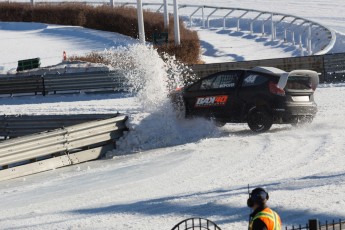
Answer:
xmin=0 ymin=3 xmax=201 ymax=64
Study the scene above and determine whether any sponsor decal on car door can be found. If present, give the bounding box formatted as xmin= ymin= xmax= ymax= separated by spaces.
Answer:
xmin=195 ymin=95 xmax=228 ymax=107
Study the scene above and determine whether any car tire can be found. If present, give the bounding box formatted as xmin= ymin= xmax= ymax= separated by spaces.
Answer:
xmin=247 ymin=107 xmax=273 ymax=133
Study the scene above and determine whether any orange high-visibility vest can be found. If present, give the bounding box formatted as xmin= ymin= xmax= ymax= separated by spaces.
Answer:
xmin=249 ymin=207 xmax=282 ymax=230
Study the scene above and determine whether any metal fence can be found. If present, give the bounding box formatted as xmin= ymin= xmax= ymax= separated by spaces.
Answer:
xmin=0 ymin=71 xmax=126 ymax=97
xmin=286 ymin=219 xmax=345 ymax=230
xmin=171 ymin=218 xmax=222 ymax=230
xmin=0 ymin=114 xmax=128 ymax=181
xmin=0 ymin=113 xmax=121 ymax=139
xmin=192 ymin=52 xmax=345 ymax=83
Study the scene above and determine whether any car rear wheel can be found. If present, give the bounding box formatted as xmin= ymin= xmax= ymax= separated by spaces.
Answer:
xmin=247 ymin=107 xmax=273 ymax=132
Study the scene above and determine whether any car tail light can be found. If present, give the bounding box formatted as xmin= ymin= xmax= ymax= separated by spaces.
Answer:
xmin=175 ymin=87 xmax=183 ymax=92
xmin=310 ymin=83 xmax=317 ymax=91
xmin=269 ymin=81 xmax=285 ymax=96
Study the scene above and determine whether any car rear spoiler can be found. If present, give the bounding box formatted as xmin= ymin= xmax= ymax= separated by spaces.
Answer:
xmin=277 ymin=70 xmax=319 ymax=89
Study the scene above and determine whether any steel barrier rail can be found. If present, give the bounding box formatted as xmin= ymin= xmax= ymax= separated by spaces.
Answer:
xmin=0 ymin=71 xmax=126 ymax=97
xmin=43 ymin=71 xmax=126 ymax=95
xmin=0 ymin=75 xmax=43 ymax=95
xmin=0 ymin=115 xmax=128 ymax=181
xmin=0 ymin=113 xmax=121 ymax=139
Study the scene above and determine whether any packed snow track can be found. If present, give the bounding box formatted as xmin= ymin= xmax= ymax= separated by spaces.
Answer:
xmin=0 ymin=83 xmax=344 ymax=229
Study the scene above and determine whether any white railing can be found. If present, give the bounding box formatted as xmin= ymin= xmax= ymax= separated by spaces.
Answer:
xmin=113 ymin=2 xmax=336 ymax=56
xmin=0 ymin=1 xmax=336 ymax=55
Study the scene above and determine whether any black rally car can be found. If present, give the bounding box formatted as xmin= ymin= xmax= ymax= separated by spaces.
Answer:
xmin=171 ymin=66 xmax=319 ymax=132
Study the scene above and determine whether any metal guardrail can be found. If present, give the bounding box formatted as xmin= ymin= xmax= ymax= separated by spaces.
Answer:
xmin=0 ymin=113 xmax=121 ymax=139
xmin=0 ymin=75 xmax=43 ymax=95
xmin=0 ymin=114 xmax=128 ymax=181
xmin=0 ymin=71 xmax=126 ymax=97
xmin=43 ymin=71 xmax=126 ymax=95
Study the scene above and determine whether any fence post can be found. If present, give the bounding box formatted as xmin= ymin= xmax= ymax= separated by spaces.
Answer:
xmin=202 ymin=6 xmax=205 ymax=28
xmin=270 ymin=13 xmax=274 ymax=41
xmin=309 ymin=219 xmax=319 ymax=230
xmin=308 ymin=25 xmax=312 ymax=55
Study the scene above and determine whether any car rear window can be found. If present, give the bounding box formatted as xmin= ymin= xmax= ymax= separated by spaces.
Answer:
xmin=285 ymin=76 xmax=311 ymax=90
xmin=242 ymin=74 xmax=268 ymax=87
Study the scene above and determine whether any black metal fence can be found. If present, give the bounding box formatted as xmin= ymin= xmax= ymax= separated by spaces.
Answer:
xmin=286 ymin=219 xmax=345 ymax=230
xmin=171 ymin=218 xmax=222 ymax=230
xmin=192 ymin=52 xmax=345 ymax=83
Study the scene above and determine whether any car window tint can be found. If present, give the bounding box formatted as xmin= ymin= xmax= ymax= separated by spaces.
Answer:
xmin=200 ymin=72 xmax=239 ymax=90
xmin=200 ymin=76 xmax=217 ymax=90
xmin=242 ymin=74 xmax=268 ymax=87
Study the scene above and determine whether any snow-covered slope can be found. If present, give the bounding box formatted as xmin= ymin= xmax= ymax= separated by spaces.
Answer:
xmin=0 ymin=22 xmax=137 ymax=71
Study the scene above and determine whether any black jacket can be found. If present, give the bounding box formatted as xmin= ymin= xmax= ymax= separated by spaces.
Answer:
xmin=249 ymin=205 xmax=268 ymax=230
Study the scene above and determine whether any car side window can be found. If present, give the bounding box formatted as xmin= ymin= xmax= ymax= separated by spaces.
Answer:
xmin=200 ymin=76 xmax=216 ymax=90
xmin=200 ymin=72 xmax=239 ymax=90
xmin=242 ymin=74 xmax=268 ymax=87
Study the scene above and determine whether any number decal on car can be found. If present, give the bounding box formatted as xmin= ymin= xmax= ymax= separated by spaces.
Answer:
xmin=195 ymin=95 xmax=228 ymax=107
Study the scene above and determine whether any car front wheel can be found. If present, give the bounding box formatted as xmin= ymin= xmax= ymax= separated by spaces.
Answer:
xmin=247 ymin=107 xmax=273 ymax=133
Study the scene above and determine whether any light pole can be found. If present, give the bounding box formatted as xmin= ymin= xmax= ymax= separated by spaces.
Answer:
xmin=137 ymin=0 xmax=146 ymax=44
xmin=173 ymin=0 xmax=181 ymax=45
xmin=163 ymin=0 xmax=169 ymax=29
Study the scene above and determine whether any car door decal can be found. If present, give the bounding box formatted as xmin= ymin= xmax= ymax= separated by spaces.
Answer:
xmin=195 ymin=95 xmax=228 ymax=107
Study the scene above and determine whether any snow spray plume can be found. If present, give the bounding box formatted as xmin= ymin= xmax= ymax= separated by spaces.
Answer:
xmin=102 ymin=45 xmax=218 ymax=155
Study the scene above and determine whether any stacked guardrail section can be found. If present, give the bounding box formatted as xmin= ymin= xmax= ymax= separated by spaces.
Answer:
xmin=0 ymin=114 xmax=122 ymax=139
xmin=0 ymin=114 xmax=128 ymax=181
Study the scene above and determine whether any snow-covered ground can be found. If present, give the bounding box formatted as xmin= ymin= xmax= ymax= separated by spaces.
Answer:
xmin=1 ymin=0 xmax=345 ymax=229
xmin=0 ymin=22 xmax=137 ymax=71
xmin=1 ymin=79 xmax=345 ymax=229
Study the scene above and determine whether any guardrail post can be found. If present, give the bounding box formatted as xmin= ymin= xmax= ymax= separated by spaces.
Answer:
xmin=250 ymin=13 xmax=263 ymax=35
xmin=237 ymin=11 xmax=248 ymax=32
xmin=284 ymin=29 xmax=287 ymax=42
xmin=207 ymin=8 xmax=218 ymax=28
xmin=308 ymin=25 xmax=312 ymax=55
xmin=270 ymin=13 xmax=274 ymax=41
xmin=261 ymin=19 xmax=265 ymax=36
xmin=163 ymin=0 xmax=169 ymax=29
xmin=308 ymin=219 xmax=319 ymax=230
xmin=299 ymin=34 xmax=304 ymax=56
xmin=189 ymin=7 xmax=201 ymax=28
xmin=202 ymin=6 xmax=205 ymax=28
xmin=223 ymin=10 xmax=234 ymax=30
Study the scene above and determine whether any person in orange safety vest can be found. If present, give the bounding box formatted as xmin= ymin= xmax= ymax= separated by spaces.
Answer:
xmin=247 ymin=187 xmax=282 ymax=230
